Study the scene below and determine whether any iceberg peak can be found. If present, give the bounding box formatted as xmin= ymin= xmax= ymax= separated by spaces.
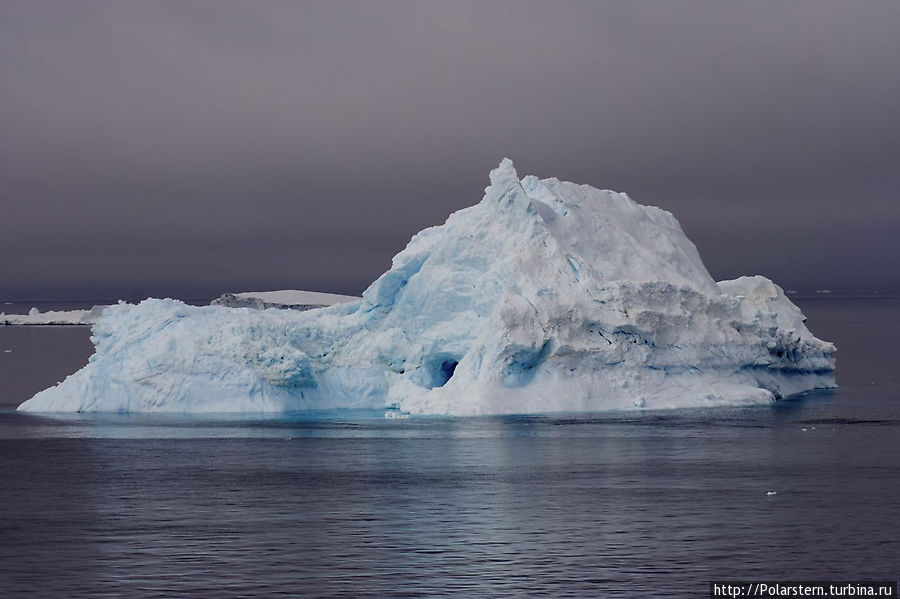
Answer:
xmin=489 ymin=157 xmax=518 ymax=187
xmin=486 ymin=157 xmax=529 ymax=206
xmin=19 ymin=161 xmax=836 ymax=415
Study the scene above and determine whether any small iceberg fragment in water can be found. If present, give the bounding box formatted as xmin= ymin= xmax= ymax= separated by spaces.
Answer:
xmin=18 ymin=159 xmax=835 ymax=416
xmin=1 ymin=305 xmax=107 ymax=326
xmin=210 ymin=289 xmax=359 ymax=311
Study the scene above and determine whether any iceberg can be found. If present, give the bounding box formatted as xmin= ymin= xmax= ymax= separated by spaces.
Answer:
xmin=2 ymin=305 xmax=107 ymax=326
xmin=18 ymin=159 xmax=835 ymax=415
xmin=211 ymin=289 xmax=360 ymax=310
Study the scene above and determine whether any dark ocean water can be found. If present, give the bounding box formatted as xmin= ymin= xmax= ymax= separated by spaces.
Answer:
xmin=0 ymin=298 xmax=898 ymax=597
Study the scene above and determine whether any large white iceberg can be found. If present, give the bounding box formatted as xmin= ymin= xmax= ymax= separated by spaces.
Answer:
xmin=19 ymin=160 xmax=835 ymax=415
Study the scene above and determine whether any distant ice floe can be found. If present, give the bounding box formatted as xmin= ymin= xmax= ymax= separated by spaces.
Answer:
xmin=19 ymin=159 xmax=836 ymax=415
xmin=1 ymin=306 xmax=107 ymax=326
xmin=2 ymin=290 xmax=357 ymax=326
xmin=211 ymin=290 xmax=359 ymax=310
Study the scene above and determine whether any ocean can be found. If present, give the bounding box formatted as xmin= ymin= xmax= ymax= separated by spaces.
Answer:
xmin=1 ymin=297 xmax=897 ymax=597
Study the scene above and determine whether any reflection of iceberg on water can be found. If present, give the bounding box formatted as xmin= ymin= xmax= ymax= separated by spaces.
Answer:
xmin=19 ymin=159 xmax=835 ymax=416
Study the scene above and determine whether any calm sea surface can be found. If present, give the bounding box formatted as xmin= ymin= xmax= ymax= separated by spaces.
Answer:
xmin=1 ymin=298 xmax=898 ymax=597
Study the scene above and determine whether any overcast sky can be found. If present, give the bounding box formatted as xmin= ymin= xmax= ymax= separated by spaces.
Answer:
xmin=2 ymin=1 xmax=898 ymax=300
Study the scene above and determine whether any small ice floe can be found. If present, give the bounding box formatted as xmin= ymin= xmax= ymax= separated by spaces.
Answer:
xmin=1 ymin=305 xmax=106 ymax=326
xmin=766 ymin=491 xmax=777 ymax=496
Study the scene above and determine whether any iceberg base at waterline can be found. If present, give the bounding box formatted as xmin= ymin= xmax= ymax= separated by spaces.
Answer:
xmin=18 ymin=160 xmax=835 ymax=416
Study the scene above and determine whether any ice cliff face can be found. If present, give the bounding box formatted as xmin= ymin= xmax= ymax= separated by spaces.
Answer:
xmin=19 ymin=159 xmax=836 ymax=415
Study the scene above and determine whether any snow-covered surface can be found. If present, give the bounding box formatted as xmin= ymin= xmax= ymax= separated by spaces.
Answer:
xmin=19 ymin=159 xmax=836 ymax=415
xmin=234 ymin=290 xmax=358 ymax=305
xmin=2 ymin=306 xmax=106 ymax=326
xmin=211 ymin=290 xmax=359 ymax=310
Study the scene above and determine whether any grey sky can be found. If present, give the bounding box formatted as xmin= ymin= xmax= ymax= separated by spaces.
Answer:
xmin=2 ymin=1 xmax=899 ymax=300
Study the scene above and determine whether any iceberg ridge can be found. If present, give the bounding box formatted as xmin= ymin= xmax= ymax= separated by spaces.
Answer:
xmin=19 ymin=159 xmax=835 ymax=415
